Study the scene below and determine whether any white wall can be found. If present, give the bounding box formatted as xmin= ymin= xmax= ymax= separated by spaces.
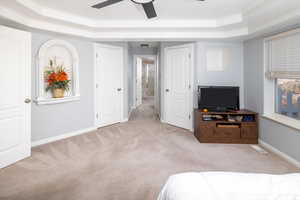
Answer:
xmin=244 ymin=37 xmax=300 ymax=162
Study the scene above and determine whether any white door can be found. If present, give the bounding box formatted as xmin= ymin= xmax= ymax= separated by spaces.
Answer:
xmin=0 ymin=26 xmax=31 ymax=168
xmin=136 ymin=57 xmax=143 ymax=107
xmin=95 ymin=44 xmax=123 ymax=127
xmin=164 ymin=44 xmax=193 ymax=130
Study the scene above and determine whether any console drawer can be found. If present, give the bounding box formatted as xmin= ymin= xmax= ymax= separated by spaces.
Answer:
xmin=214 ymin=126 xmax=241 ymax=138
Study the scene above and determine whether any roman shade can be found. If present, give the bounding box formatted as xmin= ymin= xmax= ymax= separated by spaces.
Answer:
xmin=265 ymin=28 xmax=300 ymax=79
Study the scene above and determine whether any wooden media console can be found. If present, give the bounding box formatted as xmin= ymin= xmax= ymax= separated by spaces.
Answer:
xmin=194 ymin=109 xmax=258 ymax=144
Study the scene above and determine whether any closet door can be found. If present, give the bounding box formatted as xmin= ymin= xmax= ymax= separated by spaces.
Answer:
xmin=0 ymin=26 xmax=31 ymax=168
xmin=164 ymin=44 xmax=193 ymax=130
xmin=95 ymin=44 xmax=124 ymax=127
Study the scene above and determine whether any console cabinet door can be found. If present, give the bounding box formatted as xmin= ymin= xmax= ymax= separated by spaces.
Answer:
xmin=241 ymin=125 xmax=258 ymax=139
xmin=199 ymin=124 xmax=215 ymax=138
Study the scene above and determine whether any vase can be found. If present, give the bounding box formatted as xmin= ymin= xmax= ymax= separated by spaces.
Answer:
xmin=52 ymin=88 xmax=65 ymax=98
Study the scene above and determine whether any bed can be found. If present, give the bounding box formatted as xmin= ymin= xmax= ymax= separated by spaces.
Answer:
xmin=158 ymin=172 xmax=300 ymax=200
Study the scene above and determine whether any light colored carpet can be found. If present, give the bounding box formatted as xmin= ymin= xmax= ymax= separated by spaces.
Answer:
xmin=0 ymin=99 xmax=299 ymax=200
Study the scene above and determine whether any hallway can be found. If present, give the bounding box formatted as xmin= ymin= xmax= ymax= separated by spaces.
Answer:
xmin=129 ymin=97 xmax=158 ymax=121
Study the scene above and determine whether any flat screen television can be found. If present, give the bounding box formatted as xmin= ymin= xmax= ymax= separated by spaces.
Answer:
xmin=198 ymin=86 xmax=240 ymax=112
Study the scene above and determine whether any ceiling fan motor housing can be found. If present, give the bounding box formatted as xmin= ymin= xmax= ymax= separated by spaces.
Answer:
xmin=131 ymin=0 xmax=154 ymax=5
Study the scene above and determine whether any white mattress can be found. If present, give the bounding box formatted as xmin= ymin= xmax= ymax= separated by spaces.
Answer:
xmin=158 ymin=172 xmax=300 ymax=200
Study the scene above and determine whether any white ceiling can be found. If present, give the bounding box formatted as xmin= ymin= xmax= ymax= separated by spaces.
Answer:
xmin=19 ymin=0 xmax=263 ymax=20
xmin=0 ymin=0 xmax=300 ymax=41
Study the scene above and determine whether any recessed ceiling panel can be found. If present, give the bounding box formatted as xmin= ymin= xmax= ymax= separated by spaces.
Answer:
xmin=28 ymin=0 xmax=264 ymax=20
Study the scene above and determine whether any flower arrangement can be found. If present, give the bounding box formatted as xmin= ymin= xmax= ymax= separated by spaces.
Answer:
xmin=45 ymin=58 xmax=70 ymax=98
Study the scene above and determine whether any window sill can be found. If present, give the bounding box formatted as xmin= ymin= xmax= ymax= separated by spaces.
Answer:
xmin=35 ymin=95 xmax=80 ymax=105
xmin=262 ymin=113 xmax=300 ymax=131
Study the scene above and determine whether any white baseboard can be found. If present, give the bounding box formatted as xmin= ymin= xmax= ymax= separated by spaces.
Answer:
xmin=121 ymin=118 xmax=129 ymax=122
xmin=259 ymin=139 xmax=300 ymax=168
xmin=31 ymin=127 xmax=97 ymax=147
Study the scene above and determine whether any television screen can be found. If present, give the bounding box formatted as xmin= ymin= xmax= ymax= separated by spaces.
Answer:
xmin=198 ymin=86 xmax=240 ymax=111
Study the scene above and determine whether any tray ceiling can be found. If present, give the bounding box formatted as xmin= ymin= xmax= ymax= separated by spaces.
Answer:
xmin=20 ymin=0 xmax=262 ymax=20
xmin=0 ymin=0 xmax=300 ymax=40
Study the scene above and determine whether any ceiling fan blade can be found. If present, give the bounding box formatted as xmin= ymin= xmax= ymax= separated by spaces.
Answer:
xmin=142 ymin=2 xmax=157 ymax=19
xmin=92 ymin=0 xmax=124 ymax=9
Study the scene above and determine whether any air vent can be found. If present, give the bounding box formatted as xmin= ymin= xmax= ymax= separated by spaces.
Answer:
xmin=140 ymin=44 xmax=150 ymax=48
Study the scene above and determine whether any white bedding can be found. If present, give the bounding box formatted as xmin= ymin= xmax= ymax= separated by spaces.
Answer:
xmin=158 ymin=172 xmax=300 ymax=200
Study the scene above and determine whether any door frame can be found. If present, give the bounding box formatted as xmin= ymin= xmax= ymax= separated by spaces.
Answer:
xmin=94 ymin=43 xmax=124 ymax=128
xmin=162 ymin=43 xmax=195 ymax=131
xmin=132 ymin=55 xmax=158 ymax=109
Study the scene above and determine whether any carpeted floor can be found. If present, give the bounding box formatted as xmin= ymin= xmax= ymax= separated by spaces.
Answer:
xmin=0 ymin=98 xmax=299 ymax=200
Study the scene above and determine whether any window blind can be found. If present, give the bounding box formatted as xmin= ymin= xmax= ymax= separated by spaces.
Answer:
xmin=265 ymin=29 xmax=300 ymax=79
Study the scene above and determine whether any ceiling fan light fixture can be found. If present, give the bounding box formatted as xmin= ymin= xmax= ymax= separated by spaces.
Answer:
xmin=92 ymin=0 xmax=157 ymax=19
xmin=131 ymin=0 xmax=154 ymax=5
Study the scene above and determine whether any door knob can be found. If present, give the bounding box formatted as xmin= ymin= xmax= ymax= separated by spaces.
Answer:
xmin=117 ymin=88 xmax=122 ymax=91
xmin=24 ymin=98 xmax=31 ymax=104
xmin=166 ymin=89 xmax=170 ymax=92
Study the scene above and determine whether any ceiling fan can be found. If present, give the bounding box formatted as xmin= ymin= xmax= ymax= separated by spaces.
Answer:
xmin=92 ymin=0 xmax=157 ymax=19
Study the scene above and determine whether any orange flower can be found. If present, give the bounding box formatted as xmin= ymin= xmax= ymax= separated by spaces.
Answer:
xmin=45 ymin=64 xmax=70 ymax=92
xmin=47 ymin=72 xmax=57 ymax=83
xmin=56 ymin=72 xmax=68 ymax=81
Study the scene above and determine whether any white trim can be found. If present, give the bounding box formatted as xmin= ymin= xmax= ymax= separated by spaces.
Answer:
xmin=121 ymin=118 xmax=129 ymax=123
xmin=93 ymin=43 xmax=98 ymax=128
xmin=35 ymin=39 xmax=80 ymax=105
xmin=259 ymin=139 xmax=300 ymax=168
xmin=35 ymin=96 xmax=80 ymax=105
xmin=262 ymin=31 xmax=300 ymax=130
xmin=160 ymin=119 xmax=166 ymax=124
xmin=94 ymin=43 xmax=125 ymax=128
xmin=262 ymin=113 xmax=300 ymax=132
xmin=163 ymin=43 xmax=195 ymax=131
xmin=263 ymin=38 xmax=276 ymax=115
xmin=15 ymin=0 xmax=242 ymax=29
xmin=2 ymin=2 xmax=300 ymax=40
xmin=31 ymin=127 xmax=97 ymax=147
xmin=264 ymin=27 xmax=300 ymax=41
xmin=133 ymin=55 xmax=158 ymax=108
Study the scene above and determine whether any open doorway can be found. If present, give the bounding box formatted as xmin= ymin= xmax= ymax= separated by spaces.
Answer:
xmin=132 ymin=55 xmax=159 ymax=120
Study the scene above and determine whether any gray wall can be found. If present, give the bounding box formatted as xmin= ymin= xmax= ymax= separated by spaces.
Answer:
xmin=129 ymin=46 xmax=158 ymax=56
xmin=159 ymin=42 xmax=244 ymax=121
xmin=128 ymin=46 xmax=134 ymax=113
xmin=244 ymin=38 xmax=300 ymax=162
xmin=196 ymin=42 xmax=244 ymax=108
xmin=127 ymin=46 xmax=158 ymax=111
xmin=31 ymin=32 xmax=94 ymax=142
